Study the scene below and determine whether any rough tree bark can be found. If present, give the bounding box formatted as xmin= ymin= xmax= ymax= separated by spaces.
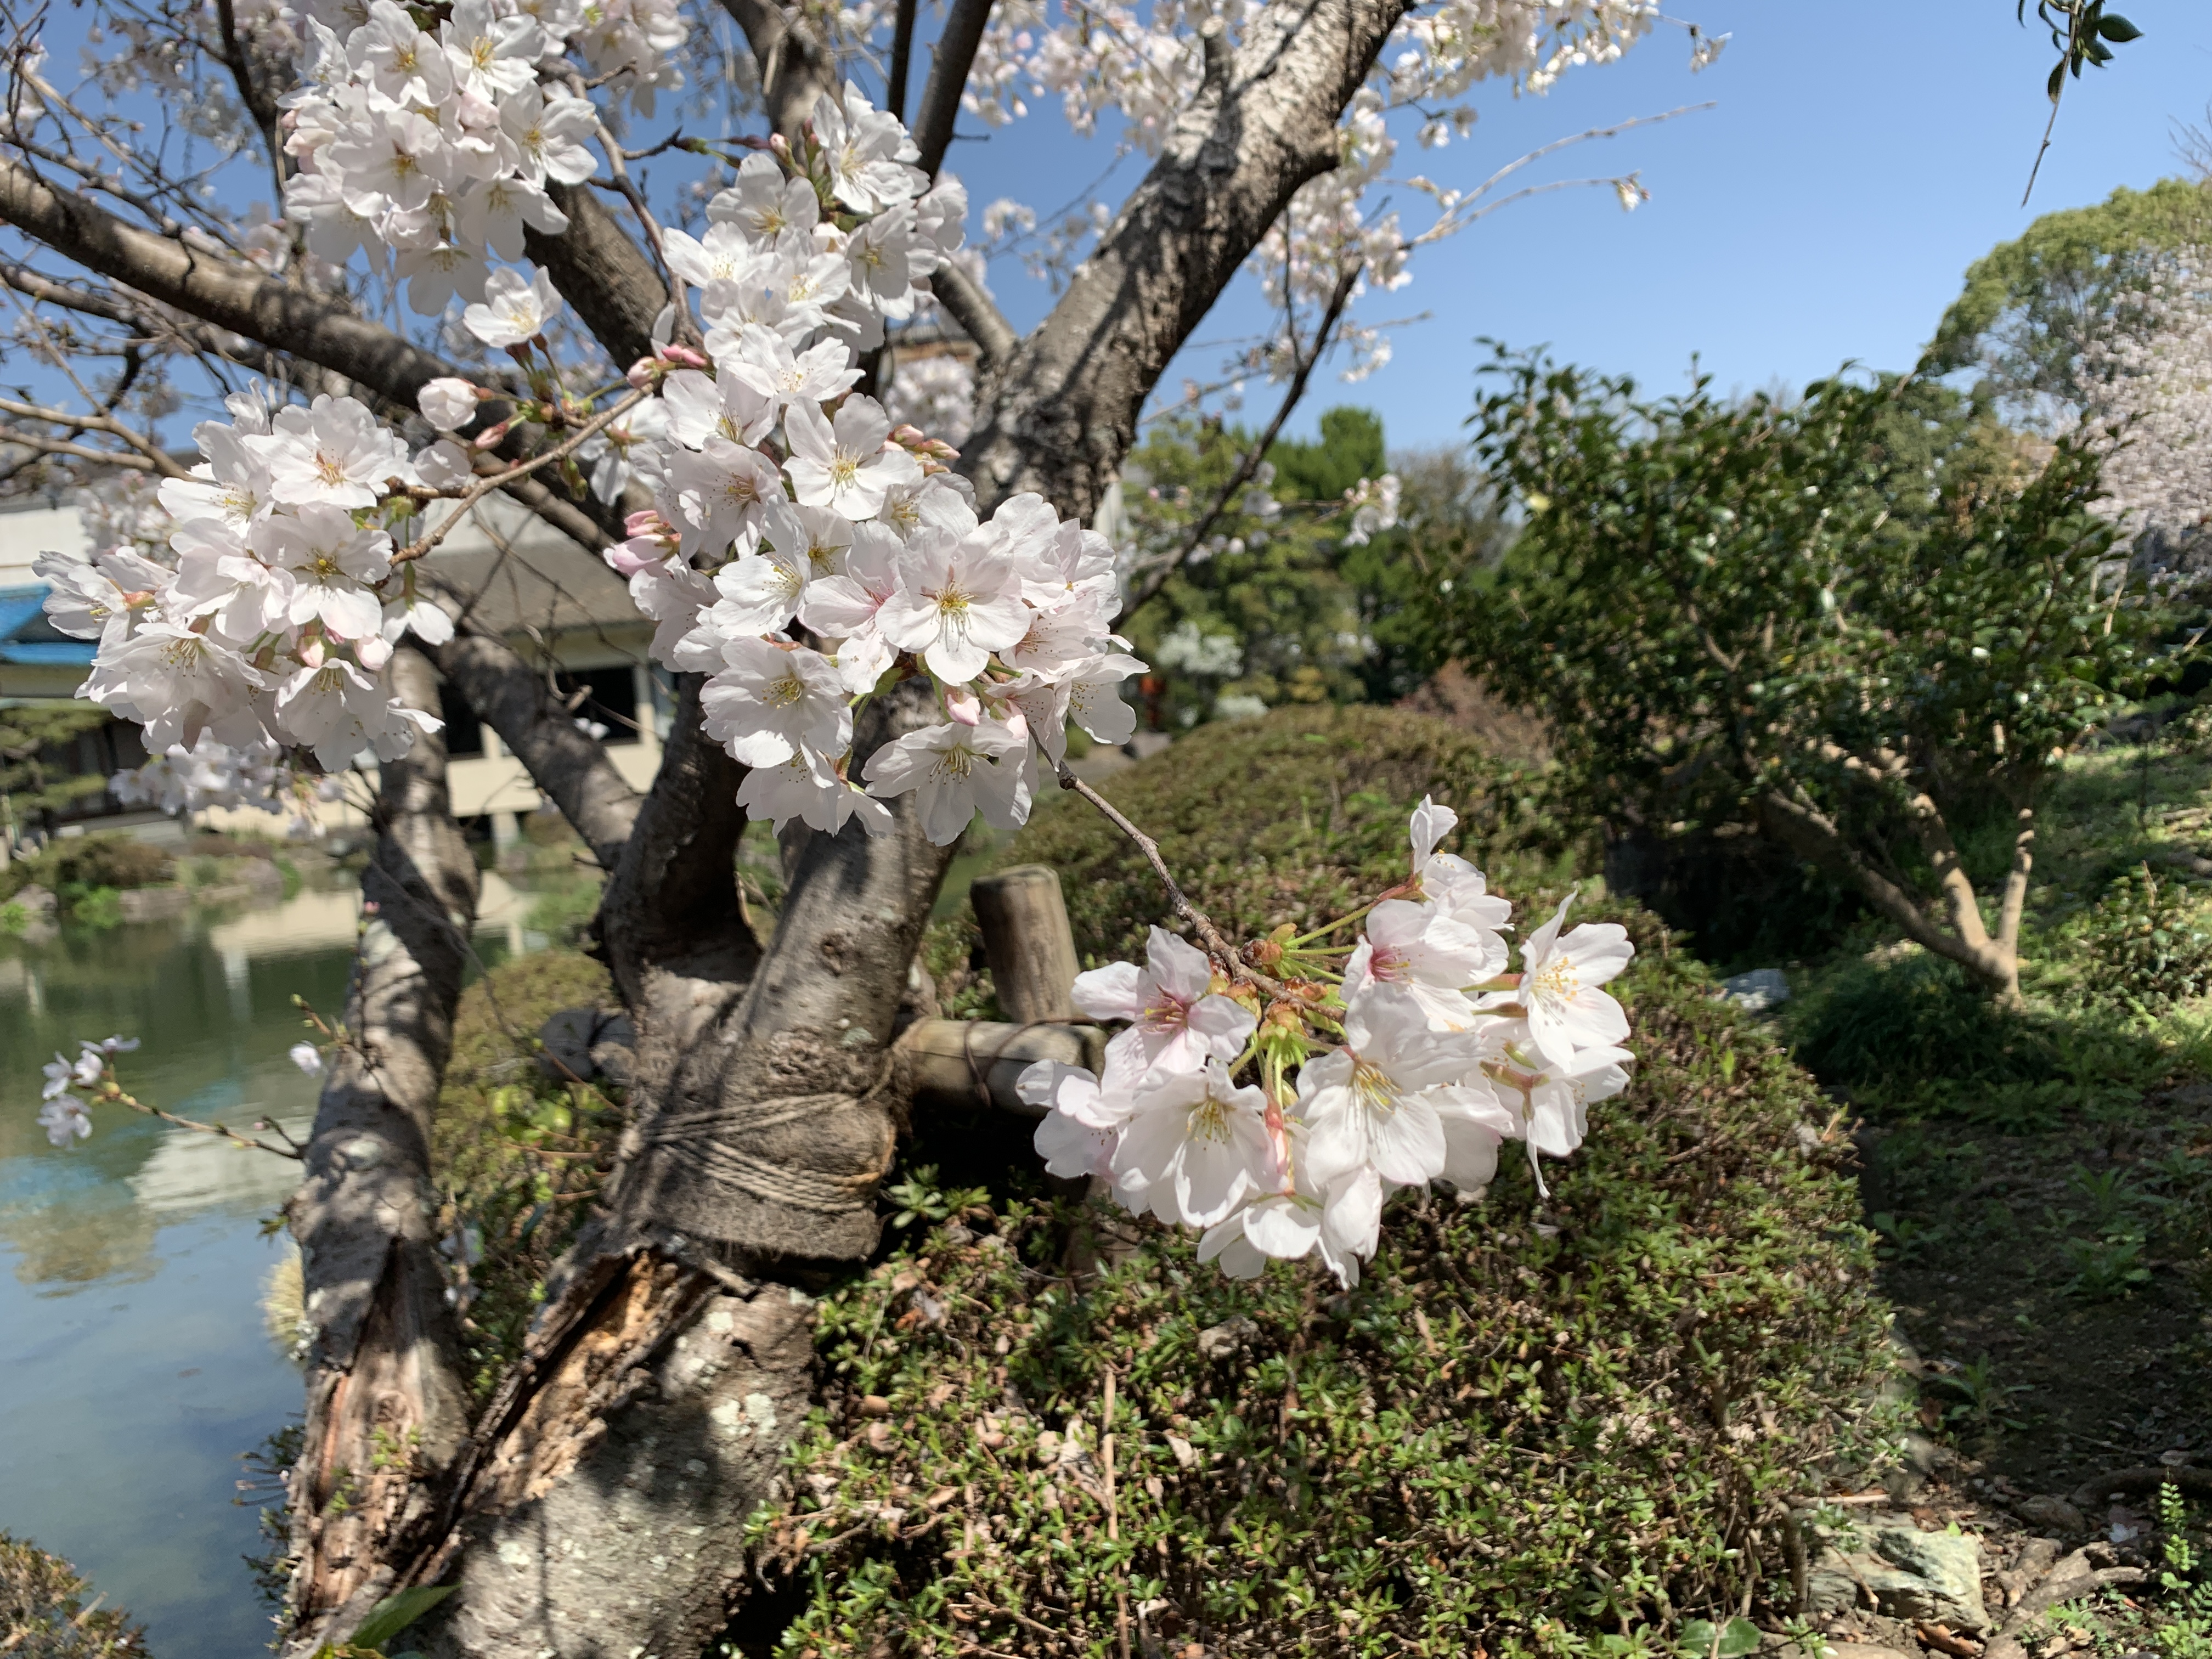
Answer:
xmin=284 ymin=648 xmax=482 ymax=1646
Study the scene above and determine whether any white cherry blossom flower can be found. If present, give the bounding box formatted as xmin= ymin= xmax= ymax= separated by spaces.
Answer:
xmin=255 ymin=396 xmax=411 ymax=510
xmin=666 ymin=437 xmax=783 ymax=558
xmin=1514 ymin=893 xmax=1634 ymax=1070
xmin=1112 ymin=1058 xmax=1275 ymax=1228
xmin=1342 ymin=897 xmax=1504 ymax=1031
xmin=500 ymin=82 xmax=598 ymax=186
xmin=462 ymin=263 xmax=562 ymax=348
xmin=736 ymin=744 xmax=893 ymax=837
xmin=290 ymin=1042 xmax=325 ymax=1076
xmin=874 ymin=532 xmax=1029 ymax=682
xmin=861 ymin=718 xmax=1028 ymax=844
xmin=700 ymin=637 xmax=851 ymax=766
xmin=782 ymin=395 xmax=921 ymax=521
xmin=1296 ymin=982 xmax=1489 ymax=1195
xmin=416 ymin=377 xmax=481 ymax=432
xmin=1072 ymin=925 xmax=1255 ymax=1090
xmin=37 ymin=1095 xmax=93 ymax=1147
xmin=661 ymin=368 xmax=773 ymax=450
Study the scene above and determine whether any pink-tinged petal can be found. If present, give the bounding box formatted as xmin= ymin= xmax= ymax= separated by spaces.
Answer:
xmin=1035 ymin=1111 xmax=1115 ymax=1180
xmin=1367 ymin=1093 xmax=1446 ymax=1187
xmin=1071 ymin=961 xmax=1145 ymax=1023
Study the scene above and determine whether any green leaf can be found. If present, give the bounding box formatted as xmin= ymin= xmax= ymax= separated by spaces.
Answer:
xmin=349 ymin=1586 xmax=458 ymax=1652
xmin=2096 ymin=13 xmax=2142 ymax=41
xmin=1679 ymin=1617 xmax=1763 ymax=1658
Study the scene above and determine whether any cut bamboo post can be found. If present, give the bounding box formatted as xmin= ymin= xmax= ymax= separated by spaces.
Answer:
xmin=969 ymin=863 xmax=1082 ymax=1025
xmin=899 ymin=1018 xmax=1106 ymax=1114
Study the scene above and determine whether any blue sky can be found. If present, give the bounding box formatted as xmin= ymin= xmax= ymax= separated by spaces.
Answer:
xmin=950 ymin=1 xmax=2212 ymax=450
xmin=14 ymin=3 xmax=2212 ymax=457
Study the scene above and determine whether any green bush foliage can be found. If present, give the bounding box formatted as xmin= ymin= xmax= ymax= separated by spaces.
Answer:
xmin=0 ymin=832 xmax=173 ymax=904
xmin=0 ymin=1533 xmax=144 ymax=1657
xmin=2077 ymin=864 xmax=2212 ymax=1015
xmin=751 ymin=709 xmax=1893 ymax=1659
xmin=1007 ymin=704 xmax=1571 ymax=967
xmin=1433 ymin=349 xmax=2163 ymax=995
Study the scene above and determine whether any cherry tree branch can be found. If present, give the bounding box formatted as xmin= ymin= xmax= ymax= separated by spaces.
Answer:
xmin=393 ymin=388 xmax=649 ymax=564
xmin=1051 ymin=758 xmax=1283 ymax=994
xmin=913 ymin=0 xmax=995 ymax=177
xmin=888 ymin=0 xmax=918 ymax=120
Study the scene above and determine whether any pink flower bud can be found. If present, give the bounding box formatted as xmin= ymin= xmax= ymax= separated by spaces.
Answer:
xmin=890 ymin=424 xmax=928 ymax=448
xmin=354 ymin=634 xmax=393 ymax=672
xmin=627 ymin=358 xmax=657 ymax=390
xmin=473 ymin=421 xmax=511 ymax=450
xmin=297 ymin=635 xmax=327 ymax=669
xmin=602 ymin=538 xmax=663 ymax=577
xmin=657 ymin=343 xmax=709 ymax=369
xmin=944 ymin=684 xmax=981 ymax=726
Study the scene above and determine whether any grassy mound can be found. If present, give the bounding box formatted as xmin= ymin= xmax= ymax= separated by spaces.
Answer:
xmin=753 ymin=708 xmax=1894 ymax=1659
xmin=1010 ymin=703 xmax=1575 ymax=967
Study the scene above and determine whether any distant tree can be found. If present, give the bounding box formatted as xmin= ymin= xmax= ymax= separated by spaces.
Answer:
xmin=0 ymin=704 xmax=113 ymax=841
xmin=1927 ymin=177 xmax=2212 ymax=424
xmin=1120 ymin=407 xmax=1493 ymax=725
xmin=1437 ymin=351 xmax=2158 ymax=1006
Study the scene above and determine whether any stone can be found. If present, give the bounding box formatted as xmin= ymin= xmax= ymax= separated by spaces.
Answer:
xmin=1196 ymin=1316 xmax=1258 ymax=1361
xmin=2012 ymin=1495 xmax=2085 ymax=1535
xmin=1720 ymin=967 xmax=1791 ymax=1012
xmin=1870 ymin=1526 xmax=1987 ymax=1632
xmin=1824 ymin=1644 xmax=1917 ymax=1659
xmin=9 ymin=882 xmax=55 ymax=913
xmin=1808 ymin=1529 xmax=1988 ymax=1633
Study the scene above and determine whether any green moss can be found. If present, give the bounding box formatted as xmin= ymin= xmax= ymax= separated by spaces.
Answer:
xmin=0 ymin=1533 xmax=144 ymax=1656
xmin=753 ymin=707 xmax=1893 ymax=1659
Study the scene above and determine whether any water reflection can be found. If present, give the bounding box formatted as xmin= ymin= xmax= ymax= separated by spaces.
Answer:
xmin=0 ymin=871 xmax=536 ymax=1659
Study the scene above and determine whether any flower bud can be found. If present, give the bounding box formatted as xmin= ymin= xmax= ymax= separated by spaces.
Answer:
xmin=658 ymin=343 xmax=709 ymax=370
xmin=472 ymin=421 xmax=511 ymax=450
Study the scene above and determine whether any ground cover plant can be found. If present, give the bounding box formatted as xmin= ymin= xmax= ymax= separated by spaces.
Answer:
xmin=743 ymin=707 xmax=1895 ymax=1658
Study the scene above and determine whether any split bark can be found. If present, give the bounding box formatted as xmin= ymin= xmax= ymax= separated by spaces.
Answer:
xmin=283 ymin=647 xmax=481 ymax=1649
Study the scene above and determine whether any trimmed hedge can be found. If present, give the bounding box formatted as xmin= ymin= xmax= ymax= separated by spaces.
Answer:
xmin=752 ymin=708 xmax=1894 ymax=1659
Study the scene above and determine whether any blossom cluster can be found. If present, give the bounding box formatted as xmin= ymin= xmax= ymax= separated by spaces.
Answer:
xmin=1020 ymin=798 xmax=1635 ymax=1285
xmin=280 ymin=0 xmax=682 ymax=313
xmin=590 ymin=91 xmax=1143 ymax=842
xmin=38 ymin=387 xmax=453 ymax=773
xmin=110 ymin=733 xmax=342 ymax=834
xmin=36 ymin=1035 xmax=137 ymax=1147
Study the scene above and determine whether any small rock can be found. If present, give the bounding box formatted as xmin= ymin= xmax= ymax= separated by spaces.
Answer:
xmin=9 ymin=883 xmax=56 ymax=914
xmin=1825 ymin=1645 xmax=1916 ymax=1659
xmin=2012 ymin=1496 xmax=2085 ymax=1535
xmin=858 ymin=1395 xmax=892 ymax=1418
xmin=1720 ymin=967 xmax=1791 ymax=1012
xmin=1196 ymin=1317 xmax=1259 ymax=1361
xmin=1870 ymin=1527 xmax=1987 ymax=1633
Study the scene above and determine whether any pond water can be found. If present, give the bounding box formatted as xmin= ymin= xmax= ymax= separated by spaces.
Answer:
xmin=0 ymin=873 xmax=542 ymax=1659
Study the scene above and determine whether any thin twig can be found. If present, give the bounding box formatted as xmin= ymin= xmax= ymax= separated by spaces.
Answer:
xmin=1052 ymin=759 xmax=1283 ymax=994
xmin=1114 ymin=259 xmax=1360 ymax=630
xmin=109 ymin=1088 xmax=303 ymax=1158
xmin=393 ymin=388 xmax=647 ymax=564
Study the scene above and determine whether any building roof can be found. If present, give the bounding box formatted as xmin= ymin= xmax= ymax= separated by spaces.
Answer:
xmin=0 ymin=583 xmax=94 ymax=668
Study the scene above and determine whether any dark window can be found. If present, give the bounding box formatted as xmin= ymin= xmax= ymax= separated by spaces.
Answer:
xmin=556 ymin=666 xmax=641 ymax=745
xmin=439 ymin=679 xmax=486 ymax=758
